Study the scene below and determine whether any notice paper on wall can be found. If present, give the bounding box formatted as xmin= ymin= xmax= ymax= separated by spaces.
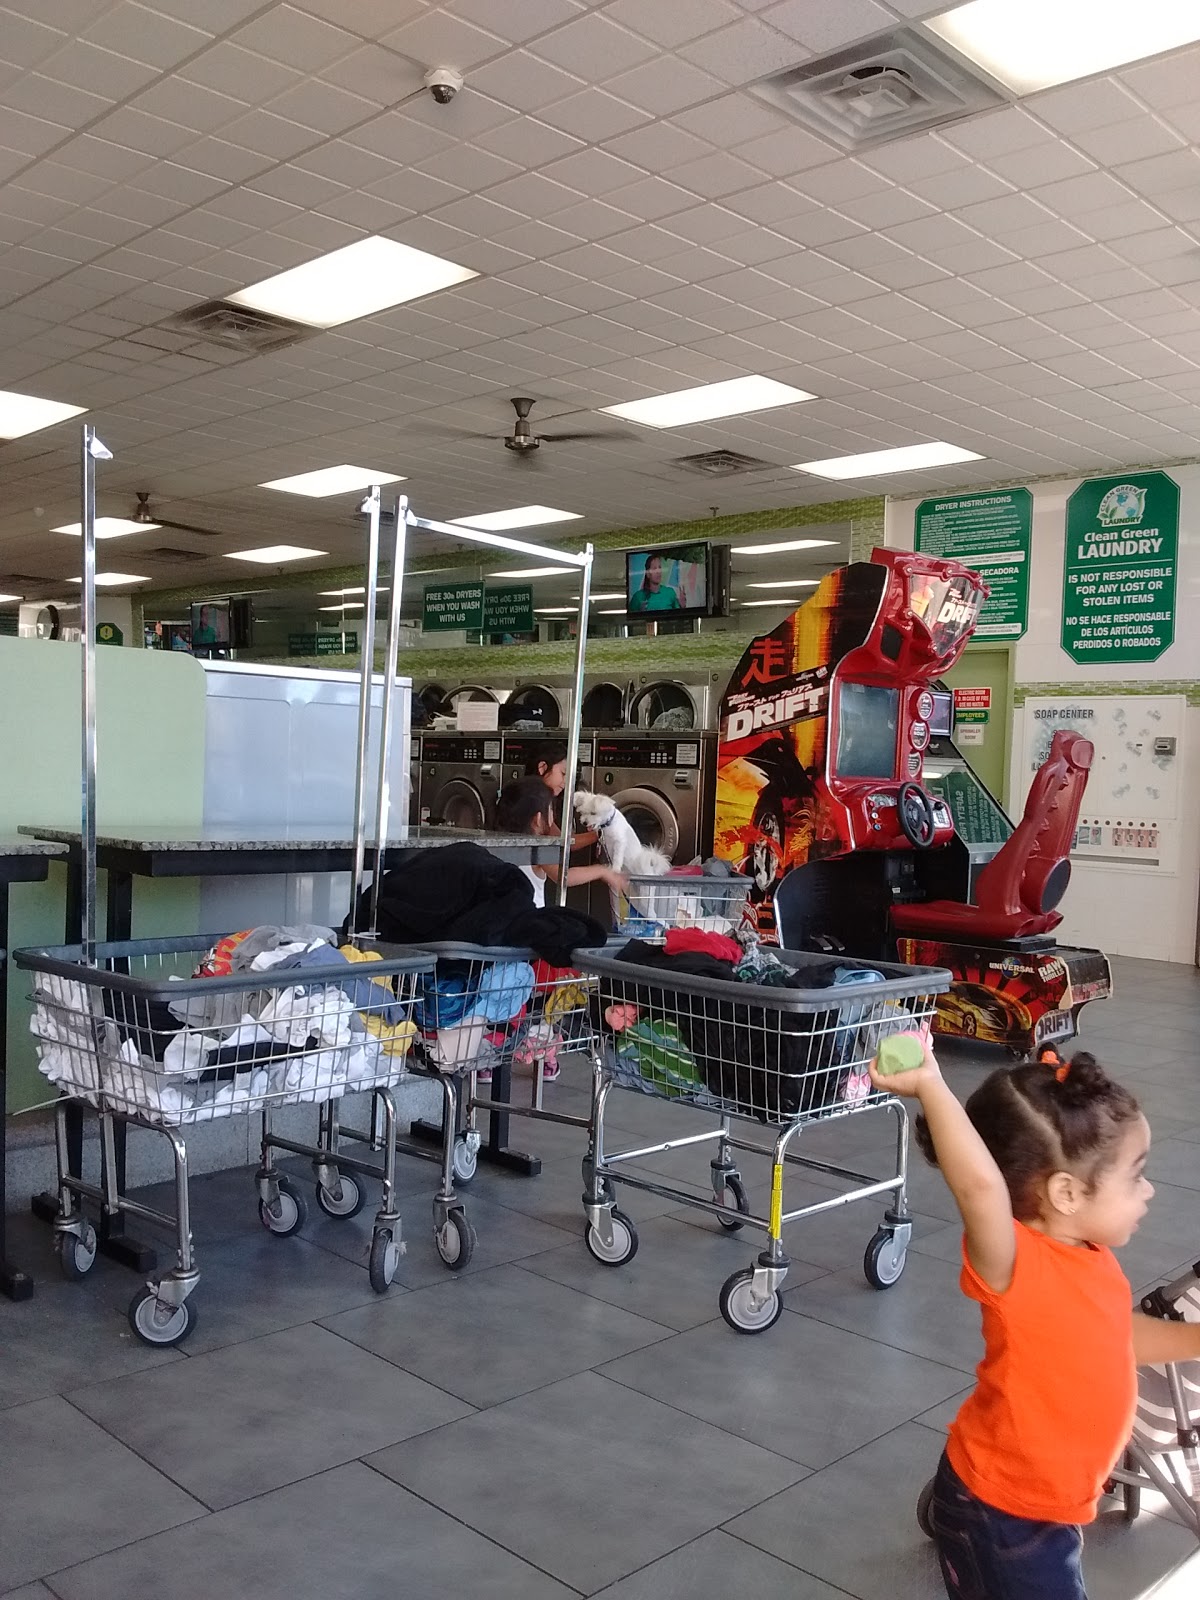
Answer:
xmin=457 ymin=699 xmax=499 ymax=733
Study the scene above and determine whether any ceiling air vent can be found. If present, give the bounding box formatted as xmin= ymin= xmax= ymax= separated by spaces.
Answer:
xmin=145 ymin=546 xmax=208 ymax=563
xmin=160 ymin=300 xmax=315 ymax=355
xmin=751 ymin=27 xmax=1004 ymax=151
xmin=674 ymin=449 xmax=777 ymax=478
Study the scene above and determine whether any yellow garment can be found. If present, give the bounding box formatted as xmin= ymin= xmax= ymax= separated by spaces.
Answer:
xmin=338 ymin=944 xmax=417 ymax=1059
xmin=543 ymin=980 xmax=590 ymax=1023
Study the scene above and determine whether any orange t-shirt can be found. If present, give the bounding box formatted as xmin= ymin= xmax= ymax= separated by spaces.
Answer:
xmin=947 ymin=1220 xmax=1136 ymax=1525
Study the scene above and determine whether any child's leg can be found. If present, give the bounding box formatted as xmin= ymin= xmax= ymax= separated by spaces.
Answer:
xmin=929 ymin=1453 xmax=1087 ymax=1600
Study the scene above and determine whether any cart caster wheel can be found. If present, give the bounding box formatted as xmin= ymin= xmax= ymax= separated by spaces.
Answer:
xmin=435 ymin=1209 xmax=475 ymax=1271
xmin=369 ymin=1228 xmax=402 ymax=1293
xmin=714 ymin=1173 xmax=750 ymax=1233
xmin=864 ymin=1226 xmax=907 ymax=1290
xmin=584 ymin=1209 xmax=638 ymax=1267
xmin=917 ymin=1478 xmax=936 ymax=1539
xmin=451 ymin=1138 xmax=478 ymax=1186
xmin=315 ymin=1173 xmax=364 ymax=1220
xmin=56 ymin=1223 xmax=97 ymax=1281
xmin=719 ymin=1267 xmax=784 ymax=1334
xmin=259 ymin=1176 xmax=307 ymax=1236
xmin=128 ymin=1287 xmax=196 ymax=1348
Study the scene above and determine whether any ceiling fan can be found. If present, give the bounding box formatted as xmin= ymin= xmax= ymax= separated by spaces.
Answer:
xmin=132 ymin=491 xmax=226 ymax=537
xmin=419 ymin=397 xmax=638 ymax=462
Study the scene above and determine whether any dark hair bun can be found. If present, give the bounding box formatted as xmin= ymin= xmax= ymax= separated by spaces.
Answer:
xmin=913 ymin=1112 xmax=940 ymax=1168
xmin=1053 ymin=1050 xmax=1110 ymax=1110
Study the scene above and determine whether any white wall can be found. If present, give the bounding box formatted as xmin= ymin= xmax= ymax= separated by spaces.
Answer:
xmin=886 ymin=468 xmax=1200 ymax=964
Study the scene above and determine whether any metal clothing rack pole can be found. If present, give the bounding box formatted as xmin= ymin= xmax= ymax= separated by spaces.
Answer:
xmin=347 ymin=485 xmax=382 ymax=938
xmin=397 ymin=508 xmax=594 ymax=1176
xmin=368 ymin=494 xmax=408 ymax=936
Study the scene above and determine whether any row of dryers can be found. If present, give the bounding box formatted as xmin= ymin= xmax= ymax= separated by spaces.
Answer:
xmin=413 ymin=729 xmax=719 ymax=866
xmin=415 ymin=669 xmax=727 ymax=735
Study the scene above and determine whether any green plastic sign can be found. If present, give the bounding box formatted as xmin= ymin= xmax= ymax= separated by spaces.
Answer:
xmin=915 ymin=488 xmax=1031 ymax=640
xmin=288 ymin=632 xmax=358 ymax=656
xmin=423 ymin=583 xmax=484 ymax=631
xmin=1061 ymin=471 xmax=1178 ymax=663
xmin=483 ymin=585 xmax=533 ymax=633
xmin=96 ymin=622 xmax=123 ymax=646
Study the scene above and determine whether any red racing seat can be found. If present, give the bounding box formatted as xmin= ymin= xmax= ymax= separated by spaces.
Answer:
xmin=892 ymin=731 xmax=1094 ymax=943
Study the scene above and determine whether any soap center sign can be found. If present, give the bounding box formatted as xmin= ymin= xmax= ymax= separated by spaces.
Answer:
xmin=1061 ymin=471 xmax=1178 ymax=664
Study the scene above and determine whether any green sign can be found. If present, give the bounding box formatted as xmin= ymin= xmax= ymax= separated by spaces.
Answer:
xmin=1061 ymin=471 xmax=1178 ymax=663
xmin=914 ymin=488 xmax=1031 ymax=640
xmin=482 ymin=585 xmax=533 ymax=634
xmin=423 ymin=583 xmax=484 ymax=631
xmin=96 ymin=622 xmax=123 ymax=646
xmin=954 ymin=709 xmax=989 ymax=725
xmin=288 ymin=632 xmax=358 ymax=656
xmin=924 ymin=769 xmax=1011 ymax=846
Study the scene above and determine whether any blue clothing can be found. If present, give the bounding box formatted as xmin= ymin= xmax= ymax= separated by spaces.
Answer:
xmin=930 ymin=1452 xmax=1086 ymax=1600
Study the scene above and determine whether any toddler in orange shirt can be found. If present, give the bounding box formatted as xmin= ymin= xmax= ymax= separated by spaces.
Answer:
xmin=872 ymin=1042 xmax=1200 ymax=1599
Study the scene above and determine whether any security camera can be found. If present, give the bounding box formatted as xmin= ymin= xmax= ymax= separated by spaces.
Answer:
xmin=424 ymin=67 xmax=463 ymax=105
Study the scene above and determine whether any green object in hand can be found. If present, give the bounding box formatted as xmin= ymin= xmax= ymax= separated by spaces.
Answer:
xmin=876 ymin=1034 xmax=926 ymax=1076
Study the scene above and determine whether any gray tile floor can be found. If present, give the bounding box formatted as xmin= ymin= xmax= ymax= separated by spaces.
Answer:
xmin=2 ymin=954 xmax=1199 ymax=1598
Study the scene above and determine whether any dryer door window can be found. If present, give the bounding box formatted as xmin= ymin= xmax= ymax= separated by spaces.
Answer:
xmin=613 ymin=787 xmax=680 ymax=861
xmin=629 ymin=682 xmax=695 ymax=731
xmin=429 ymin=779 xmax=489 ymax=830
xmin=501 ymin=684 xmax=561 ymax=729
xmin=580 ymin=681 xmax=625 ymax=729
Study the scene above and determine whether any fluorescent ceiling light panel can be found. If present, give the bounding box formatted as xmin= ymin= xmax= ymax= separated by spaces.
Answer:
xmin=791 ymin=443 xmax=983 ymax=479
xmin=228 ymin=236 xmax=477 ymax=329
xmin=53 ymin=517 xmax=159 ymax=539
xmin=260 ymin=465 xmax=405 ymax=497
xmin=68 ymin=573 xmax=148 ymax=587
xmin=490 ymin=566 xmax=576 ymax=579
xmin=0 ymin=592 xmax=22 ymax=602
xmin=227 ymin=545 xmax=327 ymax=564
xmin=319 ymin=603 xmax=363 ymax=612
xmin=535 ymin=606 xmax=576 ymax=614
xmin=319 ymin=586 xmax=388 ymax=596
xmin=740 ymin=598 xmax=802 ymax=607
xmin=0 ymin=389 xmax=86 ymax=439
xmin=454 ymin=506 xmax=582 ymax=532
xmin=597 ymin=608 xmax=626 ymax=615
xmin=589 ymin=593 xmax=625 ymax=601
xmin=732 ymin=538 xmax=838 ymax=555
xmin=747 ymin=578 xmax=821 ymax=589
xmin=601 ymin=375 xmax=815 ymax=429
xmin=927 ymin=0 xmax=1200 ymax=94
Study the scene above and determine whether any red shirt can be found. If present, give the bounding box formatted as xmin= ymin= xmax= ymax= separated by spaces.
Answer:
xmin=947 ymin=1220 xmax=1136 ymax=1525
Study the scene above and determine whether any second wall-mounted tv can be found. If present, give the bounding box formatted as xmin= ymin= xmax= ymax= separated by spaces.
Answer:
xmin=624 ymin=541 xmax=729 ymax=619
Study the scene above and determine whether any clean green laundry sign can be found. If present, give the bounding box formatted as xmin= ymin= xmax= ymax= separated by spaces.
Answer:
xmin=1061 ymin=471 xmax=1178 ymax=664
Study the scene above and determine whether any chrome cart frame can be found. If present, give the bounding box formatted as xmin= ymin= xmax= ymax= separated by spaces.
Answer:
xmin=573 ymin=943 xmax=950 ymax=1334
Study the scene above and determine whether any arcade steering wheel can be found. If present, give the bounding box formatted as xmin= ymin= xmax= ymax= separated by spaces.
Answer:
xmin=898 ymin=782 xmax=937 ymax=850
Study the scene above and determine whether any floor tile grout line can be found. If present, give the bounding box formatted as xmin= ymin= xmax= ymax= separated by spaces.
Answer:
xmin=507 ymin=1253 xmax=712 ymax=1335
xmin=58 ymin=1389 xmax=216 ymax=1513
xmin=356 ymin=1455 xmax=591 ymax=1597
xmin=719 ymin=1521 xmax=872 ymax=1600
xmin=776 ymin=1295 xmax=980 ymax=1379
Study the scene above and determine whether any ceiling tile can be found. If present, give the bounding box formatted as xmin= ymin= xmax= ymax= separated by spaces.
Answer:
xmin=678 ymin=16 xmax=807 ymax=84
xmin=0 ymin=9 xmax=68 ymax=71
xmin=763 ymin=0 xmax=897 ymax=52
xmin=133 ymin=76 xmax=250 ymax=131
xmin=381 ymin=8 xmax=509 ymax=70
xmin=942 ymin=106 xmax=1048 ymax=160
xmin=468 ymin=49 xmax=582 ymax=112
xmin=231 ymin=5 xmax=361 ymax=72
xmin=607 ymin=56 xmax=727 ymax=116
xmin=82 ymin=2 xmax=212 ymax=71
xmin=179 ymin=41 xmax=305 ymax=102
xmin=446 ymin=0 xmax=585 ymax=46
xmin=530 ymin=12 xmax=657 ymax=77
xmin=38 ymin=37 xmax=160 ymax=98
xmin=541 ymin=87 xmax=650 ymax=141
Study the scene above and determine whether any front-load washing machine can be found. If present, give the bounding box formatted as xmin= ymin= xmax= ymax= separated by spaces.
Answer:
xmin=627 ymin=671 xmax=725 ymax=733
xmin=501 ymin=733 xmax=594 ymax=795
xmin=590 ymin=731 xmax=718 ymax=864
xmin=419 ymin=732 xmax=504 ymax=830
xmin=408 ymin=732 xmax=422 ymax=825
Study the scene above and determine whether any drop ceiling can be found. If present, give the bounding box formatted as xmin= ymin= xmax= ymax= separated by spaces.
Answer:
xmin=4 ymin=0 xmax=1200 ymax=601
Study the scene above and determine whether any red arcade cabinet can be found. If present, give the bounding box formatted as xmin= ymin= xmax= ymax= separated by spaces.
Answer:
xmin=713 ymin=548 xmax=1112 ymax=1055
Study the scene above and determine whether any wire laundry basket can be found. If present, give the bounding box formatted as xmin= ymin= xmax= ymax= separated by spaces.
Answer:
xmin=609 ymin=872 xmax=752 ymax=939
xmin=15 ymin=935 xmax=434 ymax=1347
xmin=572 ymin=942 xmax=950 ymax=1334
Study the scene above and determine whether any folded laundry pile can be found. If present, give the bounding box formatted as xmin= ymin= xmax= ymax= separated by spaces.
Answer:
xmin=595 ymin=932 xmax=913 ymax=1122
xmin=28 ymin=928 xmax=417 ymax=1126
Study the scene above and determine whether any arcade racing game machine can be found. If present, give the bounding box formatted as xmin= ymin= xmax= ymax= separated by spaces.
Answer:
xmin=713 ymin=548 xmax=1111 ymax=1057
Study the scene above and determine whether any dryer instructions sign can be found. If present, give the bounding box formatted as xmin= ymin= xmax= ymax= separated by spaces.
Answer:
xmin=1061 ymin=471 xmax=1178 ymax=664
xmin=914 ymin=487 xmax=1030 ymax=640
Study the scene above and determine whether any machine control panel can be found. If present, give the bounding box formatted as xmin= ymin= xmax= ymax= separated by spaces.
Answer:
xmin=422 ymin=737 xmax=501 ymax=763
xmin=595 ymin=738 xmax=698 ymax=768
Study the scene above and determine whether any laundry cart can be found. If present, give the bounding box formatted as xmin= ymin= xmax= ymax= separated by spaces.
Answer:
xmin=573 ymin=942 xmax=950 ymax=1333
xmin=385 ymin=943 xmax=600 ymax=1270
xmin=14 ymin=935 xmax=433 ymax=1346
xmin=610 ymin=872 xmax=752 ymax=939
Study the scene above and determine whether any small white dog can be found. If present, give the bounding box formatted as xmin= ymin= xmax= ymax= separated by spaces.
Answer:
xmin=573 ymin=791 xmax=671 ymax=877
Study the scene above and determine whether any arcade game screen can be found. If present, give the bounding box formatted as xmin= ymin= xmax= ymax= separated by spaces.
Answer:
xmin=835 ymin=683 xmax=899 ymax=779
